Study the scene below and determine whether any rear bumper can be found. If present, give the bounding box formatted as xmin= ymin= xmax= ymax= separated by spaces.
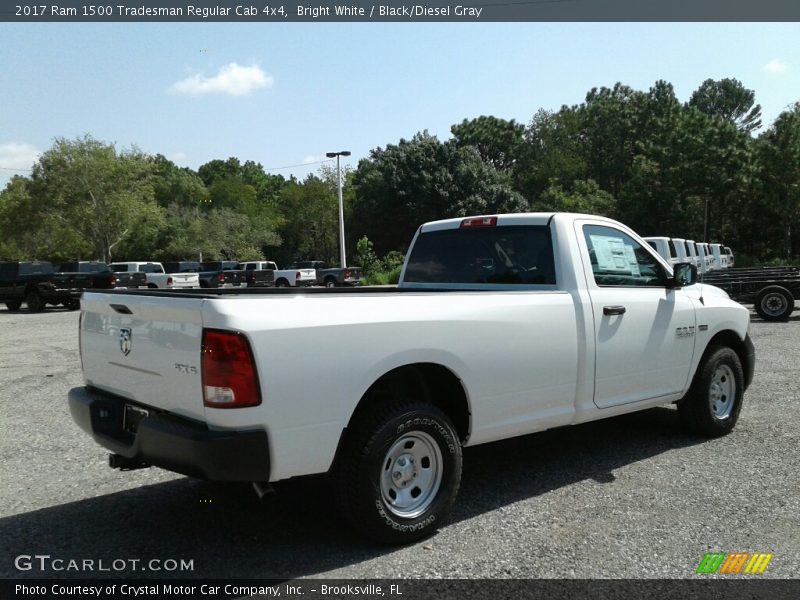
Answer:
xmin=68 ymin=386 xmax=270 ymax=482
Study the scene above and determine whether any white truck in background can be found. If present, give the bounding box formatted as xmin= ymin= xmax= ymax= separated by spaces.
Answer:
xmin=108 ymin=262 xmax=199 ymax=289
xmin=69 ymin=213 xmax=755 ymax=544
xmin=646 ymin=238 xmax=733 ymax=273
xmin=236 ymin=260 xmax=317 ymax=287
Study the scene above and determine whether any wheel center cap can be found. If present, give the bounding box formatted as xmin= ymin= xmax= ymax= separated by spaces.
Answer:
xmin=392 ymin=454 xmax=416 ymax=487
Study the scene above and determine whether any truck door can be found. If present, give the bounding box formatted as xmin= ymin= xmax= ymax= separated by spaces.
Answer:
xmin=576 ymin=222 xmax=697 ymax=409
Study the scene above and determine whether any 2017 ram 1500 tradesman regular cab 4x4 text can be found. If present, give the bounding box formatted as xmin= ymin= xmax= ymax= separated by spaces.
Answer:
xmin=68 ymin=213 xmax=755 ymax=544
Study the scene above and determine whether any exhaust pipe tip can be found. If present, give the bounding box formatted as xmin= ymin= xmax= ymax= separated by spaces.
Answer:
xmin=252 ymin=481 xmax=275 ymax=501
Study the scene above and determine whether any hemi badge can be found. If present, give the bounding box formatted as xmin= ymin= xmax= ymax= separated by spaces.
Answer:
xmin=699 ymin=325 xmax=709 ymax=331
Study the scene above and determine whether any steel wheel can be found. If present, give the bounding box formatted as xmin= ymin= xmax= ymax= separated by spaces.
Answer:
xmin=380 ymin=431 xmax=443 ymax=518
xmin=709 ymin=364 xmax=735 ymax=419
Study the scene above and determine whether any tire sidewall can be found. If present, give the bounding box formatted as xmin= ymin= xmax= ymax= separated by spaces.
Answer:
xmin=26 ymin=291 xmax=43 ymax=312
xmin=354 ymin=407 xmax=461 ymax=543
xmin=695 ymin=347 xmax=745 ymax=435
xmin=756 ymin=286 xmax=793 ymax=321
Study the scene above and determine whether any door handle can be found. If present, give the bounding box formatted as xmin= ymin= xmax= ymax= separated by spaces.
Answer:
xmin=603 ymin=305 xmax=626 ymax=316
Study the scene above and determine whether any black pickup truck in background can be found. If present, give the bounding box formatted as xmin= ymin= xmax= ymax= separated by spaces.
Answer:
xmin=0 ymin=261 xmax=81 ymax=311
xmin=58 ymin=261 xmax=148 ymax=291
xmin=161 ymin=261 xmax=261 ymax=288
xmin=288 ymin=261 xmax=362 ymax=287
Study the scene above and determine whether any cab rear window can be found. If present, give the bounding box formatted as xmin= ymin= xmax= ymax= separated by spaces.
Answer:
xmin=404 ymin=225 xmax=555 ymax=285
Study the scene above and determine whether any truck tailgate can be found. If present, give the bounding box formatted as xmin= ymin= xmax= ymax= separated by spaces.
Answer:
xmin=80 ymin=292 xmax=206 ymax=420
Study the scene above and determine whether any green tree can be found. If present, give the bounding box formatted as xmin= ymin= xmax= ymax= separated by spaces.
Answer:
xmin=29 ymin=135 xmax=157 ymax=261
xmin=150 ymin=155 xmax=209 ymax=208
xmin=451 ymin=116 xmax=525 ymax=172
xmin=355 ymin=235 xmax=379 ymax=275
xmin=753 ymin=102 xmax=800 ymax=257
xmin=271 ymin=173 xmax=339 ymax=266
xmin=688 ymin=78 xmax=762 ymax=134
xmin=351 ymin=131 xmax=527 ymax=255
xmin=537 ymin=179 xmax=616 ymax=216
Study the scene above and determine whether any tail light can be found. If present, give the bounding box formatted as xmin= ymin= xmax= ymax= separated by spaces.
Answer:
xmin=110 ymin=275 xmax=117 ymax=287
xmin=344 ymin=270 xmax=350 ymax=279
xmin=217 ymin=273 xmax=225 ymax=283
xmin=167 ymin=276 xmax=173 ymax=286
xmin=202 ymin=329 xmax=261 ymax=408
xmin=295 ymin=271 xmax=301 ymax=280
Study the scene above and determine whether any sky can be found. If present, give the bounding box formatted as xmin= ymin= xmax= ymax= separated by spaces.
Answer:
xmin=1 ymin=22 xmax=799 ymax=189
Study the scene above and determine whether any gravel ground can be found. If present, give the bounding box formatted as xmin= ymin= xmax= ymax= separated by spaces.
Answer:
xmin=0 ymin=306 xmax=798 ymax=580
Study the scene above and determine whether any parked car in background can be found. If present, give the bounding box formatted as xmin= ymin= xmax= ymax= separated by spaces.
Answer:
xmin=0 ymin=261 xmax=80 ymax=311
xmin=644 ymin=237 xmax=679 ymax=266
xmin=198 ymin=261 xmax=248 ymax=288
xmin=57 ymin=261 xmax=148 ymax=291
xmin=685 ymin=239 xmax=700 ymax=268
xmin=287 ymin=260 xmax=362 ymax=287
xmin=159 ymin=261 xmax=248 ymax=288
xmin=234 ymin=261 xmax=277 ymax=287
xmin=710 ymin=244 xmax=733 ymax=269
xmin=270 ymin=263 xmax=317 ymax=288
xmin=108 ymin=262 xmax=199 ymax=289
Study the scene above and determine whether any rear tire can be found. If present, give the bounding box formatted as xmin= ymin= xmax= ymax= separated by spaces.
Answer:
xmin=334 ymin=401 xmax=462 ymax=544
xmin=276 ymin=279 xmax=289 ymax=288
xmin=678 ymin=345 xmax=744 ymax=437
xmin=25 ymin=290 xmax=45 ymax=312
xmin=755 ymin=286 xmax=794 ymax=321
xmin=5 ymin=300 xmax=22 ymax=311
xmin=325 ymin=277 xmax=337 ymax=288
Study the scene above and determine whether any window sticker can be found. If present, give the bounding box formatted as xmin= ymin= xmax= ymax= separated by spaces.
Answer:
xmin=590 ymin=235 xmax=633 ymax=274
xmin=623 ymin=245 xmax=641 ymax=276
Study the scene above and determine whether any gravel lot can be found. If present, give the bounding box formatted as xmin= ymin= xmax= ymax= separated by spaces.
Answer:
xmin=0 ymin=306 xmax=798 ymax=580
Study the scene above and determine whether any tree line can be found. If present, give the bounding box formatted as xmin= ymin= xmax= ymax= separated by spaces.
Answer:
xmin=1 ymin=77 xmax=799 ymax=268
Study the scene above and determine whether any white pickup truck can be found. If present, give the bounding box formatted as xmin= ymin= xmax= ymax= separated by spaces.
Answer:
xmin=237 ymin=261 xmax=317 ymax=288
xmin=69 ymin=213 xmax=755 ymax=544
xmin=109 ymin=261 xmax=199 ymax=289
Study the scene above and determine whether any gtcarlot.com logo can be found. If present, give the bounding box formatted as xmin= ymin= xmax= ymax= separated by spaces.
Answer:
xmin=696 ymin=552 xmax=773 ymax=575
xmin=15 ymin=554 xmax=194 ymax=573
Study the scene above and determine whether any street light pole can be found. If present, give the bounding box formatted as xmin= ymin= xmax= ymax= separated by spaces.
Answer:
xmin=326 ymin=150 xmax=351 ymax=268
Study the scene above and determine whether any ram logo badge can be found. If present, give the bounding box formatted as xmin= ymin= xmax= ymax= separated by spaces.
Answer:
xmin=119 ymin=328 xmax=132 ymax=356
xmin=174 ymin=363 xmax=198 ymax=375
xmin=676 ymin=326 xmax=695 ymax=338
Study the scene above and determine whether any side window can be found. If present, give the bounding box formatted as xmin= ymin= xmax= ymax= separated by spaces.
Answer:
xmin=583 ymin=225 xmax=666 ymax=287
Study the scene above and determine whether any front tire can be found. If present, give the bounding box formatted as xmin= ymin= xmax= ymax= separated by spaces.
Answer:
xmin=5 ymin=300 xmax=22 ymax=311
xmin=335 ymin=402 xmax=462 ymax=544
xmin=678 ymin=345 xmax=745 ymax=437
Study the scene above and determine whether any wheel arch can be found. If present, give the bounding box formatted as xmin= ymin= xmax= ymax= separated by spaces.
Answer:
xmin=699 ymin=329 xmax=754 ymax=390
xmin=334 ymin=363 xmax=471 ymax=467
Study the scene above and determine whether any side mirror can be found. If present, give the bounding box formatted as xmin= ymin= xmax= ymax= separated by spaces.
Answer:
xmin=672 ymin=263 xmax=697 ymax=288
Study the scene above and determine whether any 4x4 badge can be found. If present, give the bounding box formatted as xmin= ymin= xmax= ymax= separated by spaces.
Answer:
xmin=120 ymin=328 xmax=132 ymax=356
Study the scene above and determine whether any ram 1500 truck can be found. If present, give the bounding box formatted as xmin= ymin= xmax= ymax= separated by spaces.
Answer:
xmin=287 ymin=261 xmax=363 ymax=287
xmin=68 ymin=213 xmax=755 ymax=544
xmin=1 ymin=261 xmax=82 ymax=311
xmin=57 ymin=262 xmax=149 ymax=292
xmin=109 ymin=262 xmax=199 ymax=289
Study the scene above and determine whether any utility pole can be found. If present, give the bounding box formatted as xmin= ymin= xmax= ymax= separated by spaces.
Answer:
xmin=326 ymin=150 xmax=351 ymax=267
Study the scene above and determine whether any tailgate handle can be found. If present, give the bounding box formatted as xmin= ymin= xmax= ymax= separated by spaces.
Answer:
xmin=110 ymin=304 xmax=133 ymax=315
xmin=603 ymin=305 xmax=626 ymax=316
